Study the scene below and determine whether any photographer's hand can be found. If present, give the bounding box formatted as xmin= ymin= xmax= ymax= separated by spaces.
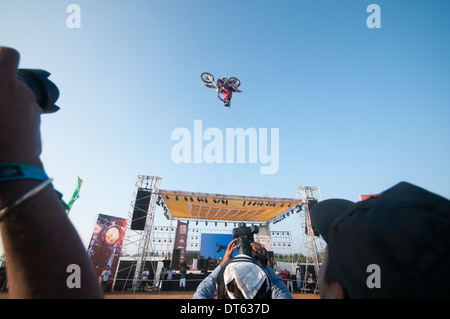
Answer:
xmin=0 ymin=47 xmax=42 ymax=167
xmin=251 ymin=242 xmax=268 ymax=267
xmin=0 ymin=47 xmax=103 ymax=298
xmin=220 ymin=238 xmax=239 ymax=266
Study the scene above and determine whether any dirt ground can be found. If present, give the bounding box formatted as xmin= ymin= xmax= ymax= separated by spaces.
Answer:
xmin=106 ymin=291 xmax=320 ymax=299
xmin=0 ymin=291 xmax=319 ymax=299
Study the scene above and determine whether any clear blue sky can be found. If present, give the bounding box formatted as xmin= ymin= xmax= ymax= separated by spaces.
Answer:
xmin=0 ymin=0 xmax=449 ymax=256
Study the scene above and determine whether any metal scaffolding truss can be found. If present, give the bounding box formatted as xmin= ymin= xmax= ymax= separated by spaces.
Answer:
xmin=297 ymin=186 xmax=326 ymax=293
xmin=121 ymin=175 xmax=161 ymax=292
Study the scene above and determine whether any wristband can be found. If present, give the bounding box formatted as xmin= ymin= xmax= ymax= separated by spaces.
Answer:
xmin=0 ymin=163 xmax=48 ymax=183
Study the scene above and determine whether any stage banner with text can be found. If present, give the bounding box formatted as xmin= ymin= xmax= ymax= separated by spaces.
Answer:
xmin=174 ymin=221 xmax=189 ymax=263
xmin=87 ymin=214 xmax=128 ymax=290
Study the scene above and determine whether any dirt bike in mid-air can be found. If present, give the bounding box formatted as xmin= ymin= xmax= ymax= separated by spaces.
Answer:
xmin=201 ymin=72 xmax=242 ymax=108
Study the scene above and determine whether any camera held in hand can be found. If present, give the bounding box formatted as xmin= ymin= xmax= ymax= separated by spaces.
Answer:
xmin=17 ymin=69 xmax=60 ymax=114
xmin=232 ymin=222 xmax=267 ymax=266
xmin=232 ymin=222 xmax=259 ymax=257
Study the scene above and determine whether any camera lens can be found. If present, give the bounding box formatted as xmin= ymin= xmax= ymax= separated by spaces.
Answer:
xmin=17 ymin=69 xmax=60 ymax=114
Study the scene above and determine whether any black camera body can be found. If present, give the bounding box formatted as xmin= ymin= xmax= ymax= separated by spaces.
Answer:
xmin=17 ymin=69 xmax=60 ymax=114
xmin=232 ymin=222 xmax=259 ymax=257
xmin=216 ymin=223 xmax=271 ymax=299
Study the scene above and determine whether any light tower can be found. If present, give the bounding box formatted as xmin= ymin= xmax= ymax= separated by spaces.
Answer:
xmin=297 ymin=186 xmax=325 ymax=293
xmin=120 ymin=175 xmax=161 ymax=292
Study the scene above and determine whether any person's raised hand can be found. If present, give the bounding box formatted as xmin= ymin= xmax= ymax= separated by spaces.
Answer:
xmin=0 ymin=47 xmax=43 ymax=168
xmin=251 ymin=242 xmax=268 ymax=267
xmin=220 ymin=238 xmax=240 ymax=266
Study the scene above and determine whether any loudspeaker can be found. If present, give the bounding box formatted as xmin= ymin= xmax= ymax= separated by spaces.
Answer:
xmin=198 ymin=258 xmax=205 ymax=271
xmin=306 ymin=199 xmax=320 ymax=236
xmin=131 ymin=189 xmax=151 ymax=231
xmin=208 ymin=259 xmax=217 ymax=270
xmin=307 ymin=199 xmax=318 ymax=211
xmin=172 ymin=249 xmax=181 ymax=270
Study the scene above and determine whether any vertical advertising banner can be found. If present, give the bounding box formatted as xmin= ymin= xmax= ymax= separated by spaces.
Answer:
xmin=174 ymin=221 xmax=189 ymax=263
xmin=87 ymin=214 xmax=128 ymax=290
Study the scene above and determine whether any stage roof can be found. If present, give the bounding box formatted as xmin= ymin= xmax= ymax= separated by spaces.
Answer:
xmin=158 ymin=190 xmax=303 ymax=223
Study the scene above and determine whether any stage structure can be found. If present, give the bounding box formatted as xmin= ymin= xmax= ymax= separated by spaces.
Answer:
xmin=120 ymin=175 xmax=162 ymax=292
xmin=119 ymin=175 xmax=323 ymax=293
xmin=297 ymin=186 xmax=325 ymax=293
xmin=159 ymin=190 xmax=302 ymax=223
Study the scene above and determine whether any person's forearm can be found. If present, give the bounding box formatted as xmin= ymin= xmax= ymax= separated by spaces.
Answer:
xmin=193 ymin=265 xmax=222 ymax=299
xmin=0 ymin=178 xmax=103 ymax=298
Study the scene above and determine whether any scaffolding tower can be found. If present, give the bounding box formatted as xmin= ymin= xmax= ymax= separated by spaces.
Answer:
xmin=297 ymin=186 xmax=325 ymax=293
xmin=120 ymin=175 xmax=161 ymax=292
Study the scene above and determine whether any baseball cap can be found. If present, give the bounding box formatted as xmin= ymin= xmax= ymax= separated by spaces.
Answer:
xmin=310 ymin=182 xmax=450 ymax=298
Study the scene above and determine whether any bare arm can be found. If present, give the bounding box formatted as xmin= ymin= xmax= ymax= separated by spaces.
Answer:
xmin=0 ymin=47 xmax=103 ymax=298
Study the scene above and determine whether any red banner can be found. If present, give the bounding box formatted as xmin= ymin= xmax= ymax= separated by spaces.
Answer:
xmin=360 ymin=194 xmax=380 ymax=201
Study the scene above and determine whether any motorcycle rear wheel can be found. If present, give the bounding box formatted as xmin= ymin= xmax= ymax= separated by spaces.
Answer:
xmin=229 ymin=77 xmax=241 ymax=88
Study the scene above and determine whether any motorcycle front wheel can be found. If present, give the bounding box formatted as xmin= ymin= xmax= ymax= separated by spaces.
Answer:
xmin=201 ymin=72 xmax=214 ymax=83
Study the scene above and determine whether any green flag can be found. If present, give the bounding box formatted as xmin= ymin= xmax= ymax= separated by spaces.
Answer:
xmin=66 ymin=176 xmax=83 ymax=215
